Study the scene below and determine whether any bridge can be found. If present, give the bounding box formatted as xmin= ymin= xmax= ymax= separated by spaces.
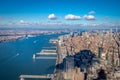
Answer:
xmin=19 ymin=74 xmax=54 ymax=80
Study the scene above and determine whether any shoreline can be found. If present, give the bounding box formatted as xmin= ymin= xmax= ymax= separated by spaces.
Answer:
xmin=0 ymin=36 xmax=23 ymax=43
xmin=0 ymin=29 xmax=78 ymax=44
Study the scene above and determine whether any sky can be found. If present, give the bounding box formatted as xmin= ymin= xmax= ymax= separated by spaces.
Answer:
xmin=0 ymin=0 xmax=120 ymax=29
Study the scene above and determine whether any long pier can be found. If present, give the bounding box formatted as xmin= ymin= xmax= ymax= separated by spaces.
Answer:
xmin=19 ymin=74 xmax=54 ymax=80
xmin=39 ymin=49 xmax=57 ymax=55
xmin=35 ymin=56 xmax=57 ymax=59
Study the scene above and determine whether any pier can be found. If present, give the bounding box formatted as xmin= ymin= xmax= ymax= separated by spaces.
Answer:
xmin=35 ymin=56 xmax=57 ymax=59
xmin=33 ymin=49 xmax=58 ymax=60
xmin=40 ymin=49 xmax=57 ymax=55
xmin=19 ymin=74 xmax=54 ymax=80
xmin=33 ymin=54 xmax=57 ymax=59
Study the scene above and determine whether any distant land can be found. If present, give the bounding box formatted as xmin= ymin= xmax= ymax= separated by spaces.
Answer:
xmin=0 ymin=28 xmax=119 ymax=43
xmin=0 ymin=29 xmax=71 ymax=43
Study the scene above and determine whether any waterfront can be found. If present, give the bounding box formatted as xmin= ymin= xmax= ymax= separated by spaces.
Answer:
xmin=0 ymin=33 xmax=64 ymax=80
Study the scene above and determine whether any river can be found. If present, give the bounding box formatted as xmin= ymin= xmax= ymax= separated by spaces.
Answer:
xmin=0 ymin=33 xmax=64 ymax=80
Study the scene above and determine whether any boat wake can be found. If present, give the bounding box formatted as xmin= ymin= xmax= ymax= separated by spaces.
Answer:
xmin=33 ymin=40 xmax=38 ymax=43
xmin=0 ymin=53 xmax=20 ymax=66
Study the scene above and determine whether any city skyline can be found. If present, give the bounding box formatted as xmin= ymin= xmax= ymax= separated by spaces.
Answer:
xmin=0 ymin=0 xmax=120 ymax=29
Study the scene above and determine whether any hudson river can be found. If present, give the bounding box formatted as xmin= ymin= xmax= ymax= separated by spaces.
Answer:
xmin=0 ymin=33 xmax=64 ymax=80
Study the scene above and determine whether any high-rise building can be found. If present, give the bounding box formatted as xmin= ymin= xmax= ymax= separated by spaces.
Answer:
xmin=98 ymin=47 xmax=102 ymax=58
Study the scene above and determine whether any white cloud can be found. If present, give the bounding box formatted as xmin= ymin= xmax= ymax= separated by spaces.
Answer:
xmin=88 ymin=11 xmax=95 ymax=15
xmin=83 ymin=15 xmax=95 ymax=20
xmin=20 ymin=20 xmax=25 ymax=24
xmin=65 ymin=14 xmax=81 ymax=20
xmin=48 ymin=14 xmax=56 ymax=20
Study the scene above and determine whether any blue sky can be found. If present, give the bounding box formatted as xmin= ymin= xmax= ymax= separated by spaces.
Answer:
xmin=0 ymin=0 xmax=120 ymax=29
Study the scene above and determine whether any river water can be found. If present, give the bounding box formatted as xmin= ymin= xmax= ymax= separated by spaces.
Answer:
xmin=0 ymin=33 xmax=64 ymax=80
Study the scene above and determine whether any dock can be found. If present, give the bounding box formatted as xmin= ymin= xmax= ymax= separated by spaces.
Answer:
xmin=35 ymin=56 xmax=57 ymax=59
xmin=33 ymin=54 xmax=57 ymax=59
xmin=33 ymin=53 xmax=57 ymax=60
xmin=49 ymin=39 xmax=58 ymax=44
xmin=33 ymin=49 xmax=57 ymax=60
xmin=40 ymin=49 xmax=57 ymax=55
xmin=19 ymin=74 xmax=54 ymax=80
